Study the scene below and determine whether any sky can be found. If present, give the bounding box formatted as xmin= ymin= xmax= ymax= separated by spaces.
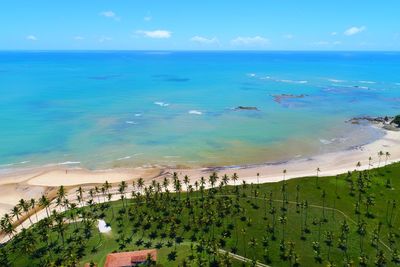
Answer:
xmin=1 ymin=0 xmax=400 ymax=51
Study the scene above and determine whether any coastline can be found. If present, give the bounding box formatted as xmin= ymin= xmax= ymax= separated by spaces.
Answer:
xmin=0 ymin=125 xmax=399 ymax=218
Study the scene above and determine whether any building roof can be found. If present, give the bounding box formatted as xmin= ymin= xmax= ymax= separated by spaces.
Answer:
xmin=104 ymin=249 xmax=157 ymax=267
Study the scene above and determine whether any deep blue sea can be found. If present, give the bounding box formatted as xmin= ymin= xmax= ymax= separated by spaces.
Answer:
xmin=1 ymin=51 xmax=399 ymax=170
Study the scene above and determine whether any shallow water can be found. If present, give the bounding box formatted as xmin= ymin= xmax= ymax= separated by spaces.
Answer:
xmin=0 ymin=51 xmax=399 ymax=170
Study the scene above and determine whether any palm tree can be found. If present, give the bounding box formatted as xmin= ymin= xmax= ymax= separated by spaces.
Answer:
xmin=222 ymin=174 xmax=229 ymax=187
xmin=0 ymin=214 xmax=15 ymax=239
xmin=30 ymin=198 xmax=39 ymax=223
xmin=357 ymin=220 xmax=367 ymax=253
xmin=385 ymin=152 xmax=391 ymax=166
xmin=324 ymin=231 xmax=334 ymax=260
xmin=209 ymin=172 xmax=218 ymax=189
xmin=365 ymin=195 xmax=375 ymax=218
xmin=261 ymin=235 xmax=271 ymax=263
xmin=76 ymin=187 xmax=84 ymax=207
xmin=316 ymin=167 xmax=320 ymax=188
xmin=118 ymin=181 xmax=128 ymax=208
xmin=138 ymin=178 xmax=145 ymax=194
xmin=103 ymin=180 xmax=111 ymax=194
xmin=200 ymin=177 xmax=206 ymax=200
xmin=39 ymin=195 xmax=51 ymax=217
xmin=312 ymin=241 xmax=322 ymax=263
xmin=375 ymin=250 xmax=387 ymax=266
xmin=231 ymin=173 xmax=238 ymax=186
xmin=388 ymin=200 xmax=396 ymax=227
xmin=93 ymin=186 xmax=100 ymax=203
xmin=183 ymin=175 xmax=190 ymax=199
xmin=163 ymin=177 xmax=170 ymax=192
xmin=279 ymin=214 xmax=287 ymax=242
xmin=11 ymin=205 xmax=22 ymax=227
xmin=356 ymin=161 xmax=362 ymax=170
xmin=174 ymin=178 xmax=182 ymax=200
xmin=248 ymin=237 xmax=258 ymax=262
xmin=378 ymin=151 xmax=384 ymax=167
xmin=19 ymin=199 xmax=33 ymax=226
xmin=57 ymin=185 xmax=66 ymax=211
xmin=240 ymin=228 xmax=247 ymax=257
xmin=321 ymin=190 xmax=327 ymax=222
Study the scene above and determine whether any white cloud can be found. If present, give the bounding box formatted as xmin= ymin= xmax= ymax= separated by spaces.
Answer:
xmin=98 ymin=36 xmax=112 ymax=43
xmin=99 ymin=11 xmax=120 ymax=21
xmin=190 ymin=36 xmax=219 ymax=45
xmin=331 ymin=32 xmax=337 ymax=36
xmin=313 ymin=40 xmax=342 ymax=46
xmin=344 ymin=26 xmax=366 ymax=36
xmin=283 ymin=34 xmax=294 ymax=39
xmin=26 ymin=35 xmax=37 ymax=41
xmin=136 ymin=30 xmax=171 ymax=39
xmin=314 ymin=41 xmax=329 ymax=46
xmin=74 ymin=36 xmax=84 ymax=40
xmin=231 ymin=36 xmax=269 ymax=47
xmin=144 ymin=16 xmax=152 ymax=22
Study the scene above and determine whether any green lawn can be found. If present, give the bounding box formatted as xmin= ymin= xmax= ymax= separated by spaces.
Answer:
xmin=2 ymin=163 xmax=400 ymax=266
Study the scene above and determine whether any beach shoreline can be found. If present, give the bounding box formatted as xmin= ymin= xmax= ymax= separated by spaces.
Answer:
xmin=0 ymin=124 xmax=399 ymax=218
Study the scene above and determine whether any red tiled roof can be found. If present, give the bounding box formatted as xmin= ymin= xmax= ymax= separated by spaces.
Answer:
xmin=104 ymin=249 xmax=157 ymax=267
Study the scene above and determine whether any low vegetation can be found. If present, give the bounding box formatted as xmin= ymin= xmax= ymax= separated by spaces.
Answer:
xmin=1 ymin=161 xmax=400 ymax=266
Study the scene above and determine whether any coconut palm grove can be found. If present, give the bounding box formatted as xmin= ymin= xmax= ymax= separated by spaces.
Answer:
xmin=1 ymin=162 xmax=400 ymax=266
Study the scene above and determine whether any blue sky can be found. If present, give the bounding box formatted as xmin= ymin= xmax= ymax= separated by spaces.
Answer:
xmin=1 ymin=0 xmax=400 ymax=50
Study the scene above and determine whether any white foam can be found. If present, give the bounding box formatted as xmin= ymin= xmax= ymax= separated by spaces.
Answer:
xmin=57 ymin=161 xmax=81 ymax=165
xmin=0 ymin=163 xmax=14 ymax=167
xmin=117 ymin=156 xmax=131 ymax=161
xmin=164 ymin=155 xmax=181 ymax=158
xmin=320 ymin=137 xmax=347 ymax=145
xmin=98 ymin=219 xmax=111 ymax=233
xmin=188 ymin=110 xmax=202 ymax=115
xmin=125 ymin=121 xmax=137 ymax=124
xmin=247 ymin=73 xmax=256 ymax=77
xmin=134 ymin=113 xmax=142 ymax=117
xmin=319 ymin=139 xmax=332 ymax=145
xmin=328 ymin=79 xmax=345 ymax=83
xmin=278 ymin=79 xmax=308 ymax=84
xmin=117 ymin=153 xmax=142 ymax=161
xmin=154 ymin=101 xmax=170 ymax=107
xmin=0 ymin=160 xmax=31 ymax=167
xmin=359 ymin=80 xmax=376 ymax=84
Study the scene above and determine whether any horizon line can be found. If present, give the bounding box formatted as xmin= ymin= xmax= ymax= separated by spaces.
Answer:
xmin=1 ymin=49 xmax=400 ymax=53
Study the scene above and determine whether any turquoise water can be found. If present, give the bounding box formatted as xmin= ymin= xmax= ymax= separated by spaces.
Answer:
xmin=0 ymin=51 xmax=399 ymax=170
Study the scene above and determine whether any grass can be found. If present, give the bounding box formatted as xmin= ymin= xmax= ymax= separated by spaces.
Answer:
xmin=3 ymin=162 xmax=400 ymax=266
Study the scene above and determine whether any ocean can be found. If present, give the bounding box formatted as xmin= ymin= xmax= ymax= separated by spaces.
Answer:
xmin=1 ymin=51 xmax=399 ymax=171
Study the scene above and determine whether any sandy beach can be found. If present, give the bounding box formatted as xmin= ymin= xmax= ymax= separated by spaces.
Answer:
xmin=0 ymin=126 xmax=399 ymax=219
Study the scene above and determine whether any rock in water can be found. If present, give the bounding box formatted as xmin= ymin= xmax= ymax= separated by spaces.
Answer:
xmin=235 ymin=106 xmax=259 ymax=111
xmin=391 ymin=115 xmax=400 ymax=127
